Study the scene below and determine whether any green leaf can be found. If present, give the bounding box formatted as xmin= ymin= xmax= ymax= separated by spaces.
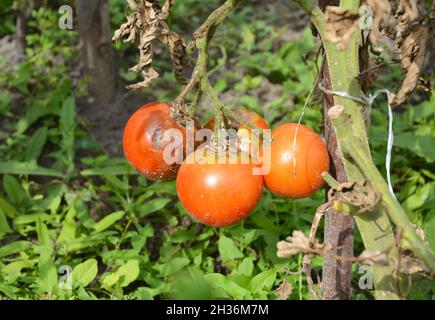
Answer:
xmin=0 ymin=196 xmax=16 ymax=218
xmin=64 ymin=231 xmax=117 ymax=252
xmin=204 ymin=273 xmax=251 ymax=299
xmin=102 ymin=260 xmax=140 ymax=288
xmin=0 ymin=161 xmax=63 ymax=177
xmin=157 ymin=257 xmax=190 ymax=277
xmin=403 ymin=183 xmax=432 ymax=212
xmin=16 ymin=105 xmax=50 ymax=134
xmin=0 ymin=207 xmax=12 ymax=234
xmin=104 ymin=175 xmax=128 ymax=191
xmin=250 ymin=211 xmax=279 ymax=234
xmin=0 ymin=90 xmax=12 ymax=114
xmin=2 ymin=174 xmax=26 ymax=204
xmin=14 ymin=213 xmax=50 ymax=225
xmin=395 ymin=132 xmax=435 ymax=163
xmin=0 ymin=241 xmax=31 ymax=258
xmin=25 ymin=127 xmax=48 ymax=162
xmin=0 ymin=283 xmax=18 ymax=299
xmin=35 ymin=244 xmax=58 ymax=294
xmin=37 ymin=183 xmax=67 ymax=211
xmin=60 ymin=96 xmax=76 ymax=129
xmin=72 ymin=259 xmax=98 ymax=287
xmin=117 ymin=259 xmax=140 ymax=287
xmin=238 ymin=257 xmax=254 ymax=276
xmin=218 ymin=235 xmax=244 ymax=261
xmin=2 ymin=260 xmax=34 ymax=282
xmin=93 ymin=210 xmax=125 ymax=233
xmin=80 ymin=166 xmax=135 ymax=176
xmin=139 ymin=198 xmax=171 ymax=217
xmin=58 ymin=205 xmax=77 ymax=243
xmin=36 ymin=217 xmax=50 ymax=246
xmin=249 ymin=269 xmax=276 ymax=292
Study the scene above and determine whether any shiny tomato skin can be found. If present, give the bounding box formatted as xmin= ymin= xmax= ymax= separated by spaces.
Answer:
xmin=176 ymin=149 xmax=264 ymax=227
xmin=263 ymin=123 xmax=329 ymax=198
xmin=123 ymin=102 xmax=196 ymax=181
xmin=235 ymin=109 xmax=270 ymax=131
xmin=204 ymin=109 xmax=269 ymax=131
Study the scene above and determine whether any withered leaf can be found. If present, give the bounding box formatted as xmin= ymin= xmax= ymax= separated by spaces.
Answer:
xmin=113 ymin=0 xmax=188 ymax=89
xmin=327 ymin=181 xmax=381 ymax=214
xmin=357 ymin=249 xmax=390 ymax=266
xmin=275 ymin=281 xmax=293 ymax=300
xmin=390 ymin=24 xmax=429 ymax=106
xmin=366 ymin=0 xmax=394 ymax=55
xmin=398 ymin=255 xmax=430 ymax=275
xmin=277 ymin=230 xmax=327 ymax=258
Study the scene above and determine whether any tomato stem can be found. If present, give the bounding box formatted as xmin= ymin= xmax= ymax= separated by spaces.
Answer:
xmin=174 ymin=0 xmax=247 ymax=112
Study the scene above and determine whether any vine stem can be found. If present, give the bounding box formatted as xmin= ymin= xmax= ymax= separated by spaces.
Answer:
xmin=290 ymin=0 xmax=435 ymax=298
xmin=174 ymin=0 xmax=247 ymax=108
xmin=174 ymin=0 xmax=270 ymax=146
xmin=342 ymin=137 xmax=435 ymax=272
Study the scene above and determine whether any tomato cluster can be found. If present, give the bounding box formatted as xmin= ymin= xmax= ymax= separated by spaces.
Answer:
xmin=123 ymin=102 xmax=329 ymax=227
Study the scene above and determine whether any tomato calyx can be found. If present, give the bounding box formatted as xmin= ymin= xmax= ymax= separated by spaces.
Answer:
xmin=168 ymin=101 xmax=200 ymax=128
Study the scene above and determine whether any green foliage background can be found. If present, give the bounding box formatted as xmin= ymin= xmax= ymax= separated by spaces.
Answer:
xmin=0 ymin=1 xmax=434 ymax=300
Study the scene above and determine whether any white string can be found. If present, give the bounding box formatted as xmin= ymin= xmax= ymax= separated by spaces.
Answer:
xmin=364 ymin=89 xmax=396 ymax=199
xmin=386 ymin=102 xmax=395 ymax=198
xmin=318 ymin=83 xmax=397 ymax=199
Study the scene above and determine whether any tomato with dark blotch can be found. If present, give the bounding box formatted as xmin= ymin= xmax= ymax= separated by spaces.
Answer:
xmin=123 ymin=102 xmax=199 ymax=181
xmin=176 ymin=147 xmax=263 ymax=227
xmin=262 ymin=123 xmax=329 ymax=198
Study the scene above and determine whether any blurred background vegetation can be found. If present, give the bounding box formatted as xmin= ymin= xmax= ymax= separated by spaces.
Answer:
xmin=0 ymin=0 xmax=434 ymax=300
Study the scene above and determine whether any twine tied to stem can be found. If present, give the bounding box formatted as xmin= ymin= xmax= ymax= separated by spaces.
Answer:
xmin=293 ymin=81 xmax=396 ymax=199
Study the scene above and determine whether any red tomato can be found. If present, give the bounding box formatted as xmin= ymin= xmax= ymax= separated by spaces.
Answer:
xmin=204 ymin=109 xmax=269 ymax=131
xmin=123 ymin=102 xmax=198 ymax=181
xmin=262 ymin=123 xmax=329 ymax=198
xmin=176 ymin=147 xmax=264 ymax=227
xmin=235 ymin=109 xmax=270 ymax=131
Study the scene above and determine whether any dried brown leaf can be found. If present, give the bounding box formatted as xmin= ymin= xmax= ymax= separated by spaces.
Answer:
xmin=126 ymin=68 xmax=159 ymax=90
xmin=324 ymin=6 xmax=360 ymax=51
xmin=390 ymin=24 xmax=429 ymax=106
xmin=113 ymin=0 xmax=188 ymax=89
xmin=357 ymin=250 xmax=390 ymax=266
xmin=365 ymin=0 xmax=394 ymax=54
xmin=398 ymin=255 xmax=430 ymax=275
xmin=328 ymin=181 xmax=381 ymax=214
xmin=275 ymin=281 xmax=293 ymax=300
xmin=277 ymin=230 xmax=328 ymax=258
xmin=395 ymin=0 xmax=420 ymax=43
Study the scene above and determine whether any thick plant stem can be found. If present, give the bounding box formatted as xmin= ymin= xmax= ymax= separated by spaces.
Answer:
xmin=318 ymin=0 xmax=354 ymax=300
xmin=322 ymin=32 xmax=403 ymax=302
xmin=342 ymin=138 xmax=435 ymax=271
xmin=293 ymin=0 xmax=404 ymax=299
xmin=321 ymin=38 xmax=355 ymax=299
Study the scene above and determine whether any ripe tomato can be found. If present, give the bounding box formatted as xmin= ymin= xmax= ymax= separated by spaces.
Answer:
xmin=262 ymin=123 xmax=329 ymax=198
xmin=204 ymin=109 xmax=269 ymax=131
xmin=234 ymin=109 xmax=270 ymax=131
xmin=176 ymin=147 xmax=264 ymax=227
xmin=123 ymin=102 xmax=198 ymax=181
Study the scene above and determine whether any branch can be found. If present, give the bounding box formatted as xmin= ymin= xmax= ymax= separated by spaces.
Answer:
xmin=174 ymin=0 xmax=247 ymax=108
xmin=341 ymin=132 xmax=435 ymax=273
